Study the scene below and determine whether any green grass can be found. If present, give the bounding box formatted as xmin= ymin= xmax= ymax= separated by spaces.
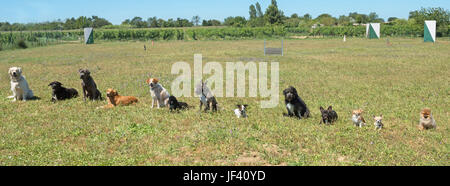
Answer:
xmin=0 ymin=38 xmax=448 ymax=165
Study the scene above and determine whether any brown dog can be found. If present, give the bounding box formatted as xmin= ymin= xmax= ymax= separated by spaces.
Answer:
xmin=419 ymin=108 xmax=436 ymax=130
xmin=97 ymin=88 xmax=138 ymax=109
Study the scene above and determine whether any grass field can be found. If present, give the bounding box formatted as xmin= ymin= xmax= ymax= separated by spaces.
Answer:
xmin=0 ymin=38 xmax=448 ymax=165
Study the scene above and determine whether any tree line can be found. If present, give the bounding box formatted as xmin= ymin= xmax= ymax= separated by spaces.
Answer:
xmin=0 ymin=0 xmax=448 ymax=35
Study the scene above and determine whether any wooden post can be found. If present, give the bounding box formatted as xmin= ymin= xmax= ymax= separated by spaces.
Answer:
xmin=264 ymin=39 xmax=266 ymax=56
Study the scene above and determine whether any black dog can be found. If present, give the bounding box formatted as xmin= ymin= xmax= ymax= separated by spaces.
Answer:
xmin=79 ymin=69 xmax=102 ymax=101
xmin=283 ymin=86 xmax=310 ymax=119
xmin=319 ymin=106 xmax=338 ymax=124
xmin=201 ymin=96 xmax=218 ymax=112
xmin=168 ymin=96 xmax=189 ymax=111
xmin=48 ymin=81 xmax=78 ymax=102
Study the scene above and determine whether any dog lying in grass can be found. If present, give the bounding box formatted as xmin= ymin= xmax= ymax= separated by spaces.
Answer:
xmin=48 ymin=81 xmax=78 ymax=102
xmin=352 ymin=109 xmax=366 ymax=127
xmin=234 ymin=104 xmax=248 ymax=118
xmin=8 ymin=67 xmax=34 ymax=101
xmin=168 ymin=96 xmax=189 ymax=111
xmin=79 ymin=69 xmax=102 ymax=101
xmin=97 ymin=88 xmax=138 ymax=109
xmin=282 ymin=86 xmax=310 ymax=119
xmin=319 ymin=106 xmax=338 ymax=124
xmin=419 ymin=108 xmax=436 ymax=130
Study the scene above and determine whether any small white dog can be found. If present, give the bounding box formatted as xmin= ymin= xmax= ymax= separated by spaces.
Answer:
xmin=146 ymin=78 xmax=170 ymax=108
xmin=8 ymin=67 xmax=34 ymax=102
xmin=234 ymin=104 xmax=248 ymax=118
xmin=373 ymin=115 xmax=384 ymax=130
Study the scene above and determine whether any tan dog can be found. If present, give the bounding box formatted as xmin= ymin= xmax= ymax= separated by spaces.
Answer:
xmin=146 ymin=78 xmax=170 ymax=108
xmin=97 ymin=88 xmax=138 ymax=109
xmin=419 ymin=108 xmax=436 ymax=130
xmin=352 ymin=109 xmax=366 ymax=128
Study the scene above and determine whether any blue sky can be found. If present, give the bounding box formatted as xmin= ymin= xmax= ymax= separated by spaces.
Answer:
xmin=1 ymin=0 xmax=449 ymax=24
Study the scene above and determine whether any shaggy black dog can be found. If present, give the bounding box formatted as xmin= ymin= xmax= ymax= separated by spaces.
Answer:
xmin=319 ymin=106 xmax=338 ymax=124
xmin=168 ymin=96 xmax=189 ymax=111
xmin=79 ymin=69 xmax=102 ymax=101
xmin=48 ymin=81 xmax=78 ymax=102
xmin=283 ymin=86 xmax=310 ymax=119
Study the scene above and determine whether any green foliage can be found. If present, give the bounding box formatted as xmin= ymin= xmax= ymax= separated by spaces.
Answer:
xmin=264 ymin=0 xmax=284 ymax=25
xmin=202 ymin=19 xmax=221 ymax=26
xmin=249 ymin=5 xmax=257 ymax=19
xmin=224 ymin=16 xmax=247 ymax=27
xmin=409 ymin=7 xmax=450 ymax=36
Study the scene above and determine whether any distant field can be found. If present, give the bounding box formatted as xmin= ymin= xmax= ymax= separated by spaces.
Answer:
xmin=0 ymin=38 xmax=448 ymax=165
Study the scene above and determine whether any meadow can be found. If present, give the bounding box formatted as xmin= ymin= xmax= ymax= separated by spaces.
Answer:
xmin=0 ymin=37 xmax=448 ymax=165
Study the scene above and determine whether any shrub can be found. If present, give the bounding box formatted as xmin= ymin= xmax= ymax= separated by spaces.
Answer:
xmin=17 ymin=39 xmax=28 ymax=49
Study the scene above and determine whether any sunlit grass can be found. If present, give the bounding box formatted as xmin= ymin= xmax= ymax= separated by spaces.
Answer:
xmin=0 ymin=38 xmax=448 ymax=165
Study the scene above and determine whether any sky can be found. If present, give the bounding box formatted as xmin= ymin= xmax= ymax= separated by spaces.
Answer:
xmin=0 ymin=0 xmax=449 ymax=24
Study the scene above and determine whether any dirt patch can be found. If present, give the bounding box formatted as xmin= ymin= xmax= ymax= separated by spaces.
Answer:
xmin=236 ymin=151 xmax=266 ymax=165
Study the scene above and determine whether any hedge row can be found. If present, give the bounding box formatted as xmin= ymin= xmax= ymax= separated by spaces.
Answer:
xmin=0 ymin=25 xmax=440 ymax=50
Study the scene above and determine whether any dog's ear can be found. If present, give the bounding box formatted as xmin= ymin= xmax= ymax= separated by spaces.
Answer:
xmin=373 ymin=115 xmax=376 ymax=119
xmin=328 ymin=106 xmax=333 ymax=111
xmin=380 ymin=114 xmax=382 ymax=118
xmin=146 ymin=78 xmax=150 ymax=85
xmin=320 ymin=106 xmax=324 ymax=112
xmin=79 ymin=69 xmax=82 ymax=72
xmin=244 ymin=104 xmax=248 ymax=108
xmin=17 ymin=67 xmax=22 ymax=74
xmin=48 ymin=82 xmax=53 ymax=86
xmin=236 ymin=104 xmax=241 ymax=108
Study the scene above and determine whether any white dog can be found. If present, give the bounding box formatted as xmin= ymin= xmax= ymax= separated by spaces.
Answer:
xmin=8 ymin=67 xmax=34 ymax=101
xmin=234 ymin=104 xmax=248 ymax=118
xmin=146 ymin=78 xmax=170 ymax=108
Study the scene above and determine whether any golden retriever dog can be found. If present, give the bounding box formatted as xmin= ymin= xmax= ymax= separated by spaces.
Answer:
xmin=97 ymin=88 xmax=138 ymax=109
xmin=146 ymin=78 xmax=170 ymax=108
xmin=8 ymin=67 xmax=34 ymax=101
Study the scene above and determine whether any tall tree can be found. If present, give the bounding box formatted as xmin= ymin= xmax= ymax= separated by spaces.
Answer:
xmin=192 ymin=15 xmax=201 ymax=26
xmin=303 ymin=14 xmax=312 ymax=21
xmin=264 ymin=0 xmax=284 ymax=25
xmin=255 ymin=2 xmax=263 ymax=17
xmin=249 ymin=5 xmax=257 ymax=19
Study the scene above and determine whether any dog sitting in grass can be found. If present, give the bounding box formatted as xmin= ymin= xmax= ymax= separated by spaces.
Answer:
xmin=97 ymin=88 xmax=138 ymax=109
xmin=352 ymin=109 xmax=366 ymax=127
xmin=8 ymin=67 xmax=34 ymax=102
xmin=419 ymin=108 xmax=436 ymax=130
xmin=146 ymin=78 xmax=170 ymax=108
xmin=282 ymin=86 xmax=310 ymax=119
xmin=373 ymin=115 xmax=384 ymax=130
xmin=319 ymin=106 xmax=338 ymax=124
xmin=79 ymin=69 xmax=102 ymax=101
xmin=48 ymin=81 xmax=78 ymax=102
xmin=195 ymin=80 xmax=218 ymax=112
